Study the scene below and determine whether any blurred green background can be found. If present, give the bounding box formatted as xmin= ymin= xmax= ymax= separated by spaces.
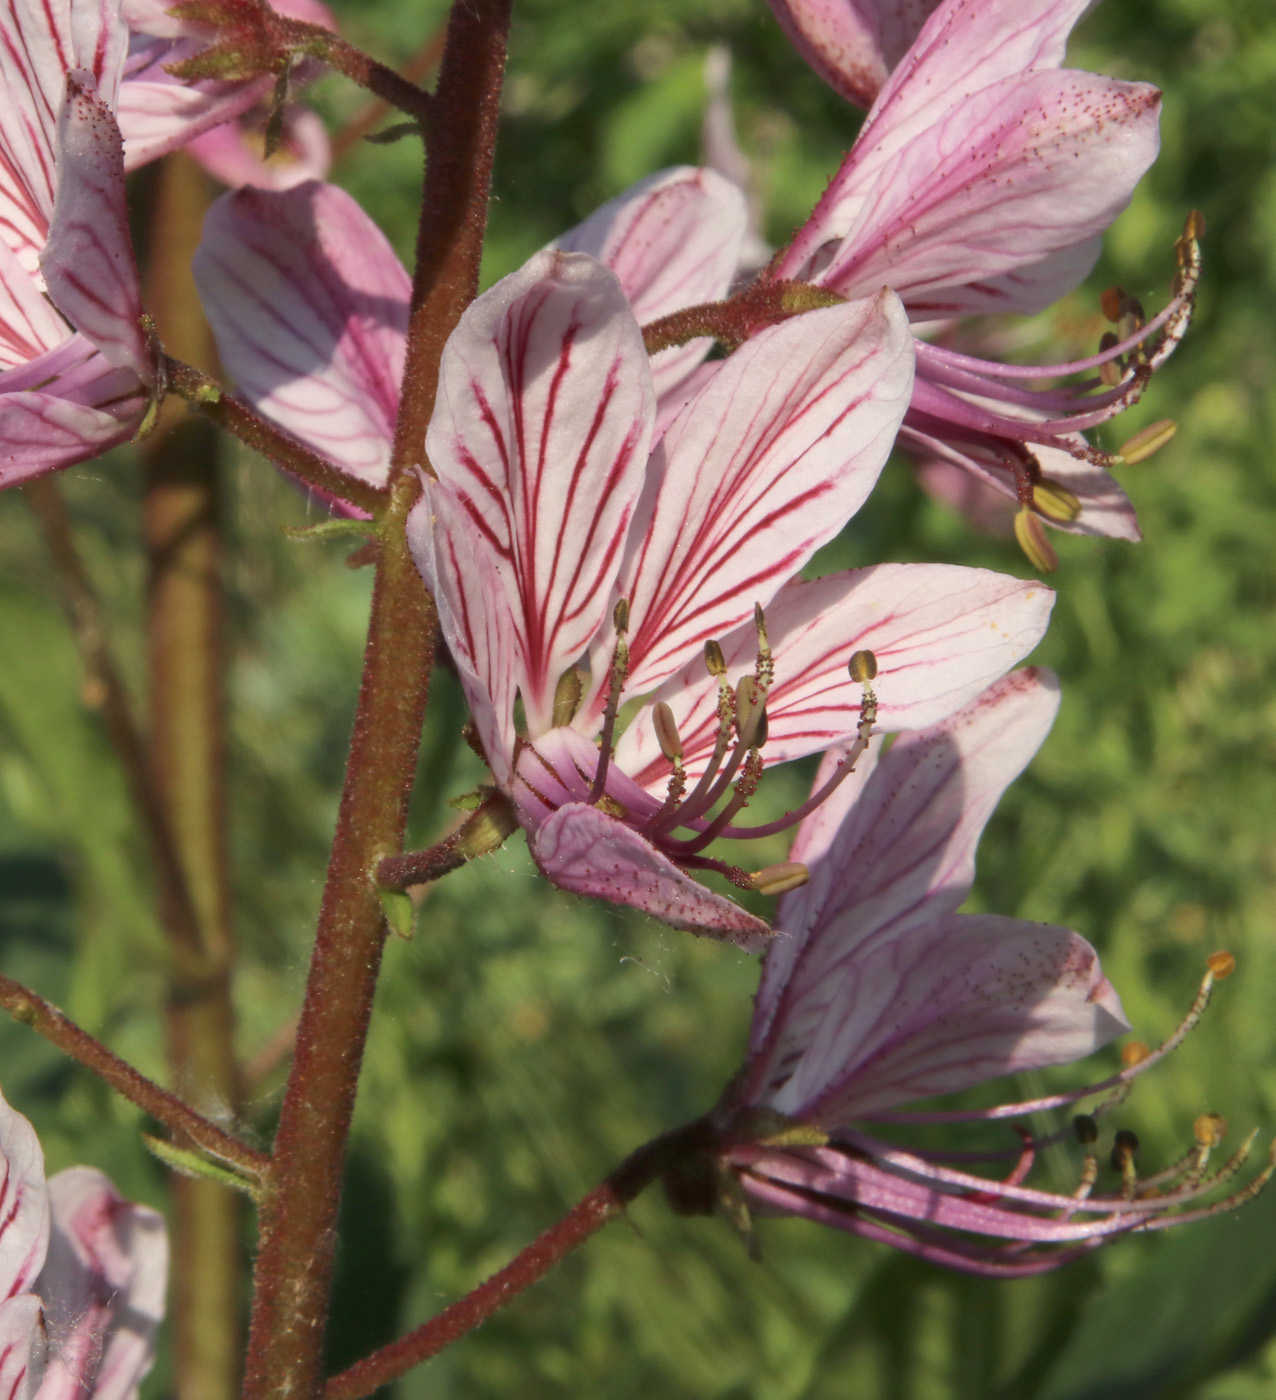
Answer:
xmin=1 ymin=0 xmax=1274 ymax=1396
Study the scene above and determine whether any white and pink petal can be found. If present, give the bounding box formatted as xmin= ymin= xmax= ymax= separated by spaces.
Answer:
xmin=529 ymin=802 xmax=772 ymax=951
xmin=767 ymin=0 xmax=942 ymax=109
xmin=425 ymin=250 xmax=655 ymax=734
xmin=820 ymin=70 xmax=1161 ymax=309
xmin=409 ymin=479 xmax=521 ymax=784
xmin=193 ymin=181 xmax=408 ymax=486
xmin=41 ymin=73 xmax=151 ymax=383
xmin=619 ymin=563 xmax=1053 ymax=789
xmin=551 ymin=166 xmax=748 ymax=404
xmin=601 ymin=291 xmax=914 ymax=712
xmin=753 ymin=667 xmax=1061 ymax=1054
xmin=35 ymin=1168 xmax=167 ymax=1400
xmin=763 ymin=913 xmax=1125 ymax=1121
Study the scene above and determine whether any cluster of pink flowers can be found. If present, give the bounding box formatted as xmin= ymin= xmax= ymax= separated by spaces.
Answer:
xmin=0 ymin=0 xmax=1252 ymax=1281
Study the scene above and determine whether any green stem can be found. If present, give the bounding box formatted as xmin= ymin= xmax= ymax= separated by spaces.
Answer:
xmin=144 ymin=152 xmax=247 ymax=1400
xmin=240 ymin=5 xmax=510 ymax=1395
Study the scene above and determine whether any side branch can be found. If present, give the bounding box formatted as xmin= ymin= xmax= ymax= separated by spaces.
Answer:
xmin=283 ymin=21 xmax=433 ymax=128
xmin=322 ymin=1122 xmax=712 ymax=1400
xmin=0 ymin=976 xmax=268 ymax=1176
xmin=164 ymin=357 xmax=388 ymax=516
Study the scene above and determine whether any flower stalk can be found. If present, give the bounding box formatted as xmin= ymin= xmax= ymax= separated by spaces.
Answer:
xmin=239 ymin=4 xmax=511 ymax=1397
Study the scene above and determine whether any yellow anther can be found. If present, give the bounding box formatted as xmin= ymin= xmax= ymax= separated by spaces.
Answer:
xmin=703 ymin=639 xmax=727 ymax=677
xmin=1014 ymin=506 xmax=1058 ymax=574
xmin=1121 ymin=1041 xmax=1150 ymax=1068
xmin=848 ymin=649 xmax=878 ymax=683
xmin=1184 ymin=209 xmax=1206 ymax=241
xmin=1207 ymin=950 xmax=1236 ymax=979
xmin=1032 ymin=479 xmax=1082 ymax=524
xmin=1194 ymin=1113 xmax=1226 ymax=1149
xmin=552 ymin=667 xmax=582 ymax=727
xmin=749 ymin=861 xmax=810 ymax=897
xmin=1118 ymin=418 xmax=1177 ymax=465
xmin=653 ymin=701 xmax=683 ymax=763
xmin=753 ymin=602 xmax=770 ymax=651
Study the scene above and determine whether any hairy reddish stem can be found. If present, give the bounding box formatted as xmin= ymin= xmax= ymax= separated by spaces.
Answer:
xmin=0 ymin=975 xmax=267 ymax=1175
xmin=640 ymin=279 xmax=845 ymax=356
xmin=331 ymin=27 xmax=445 ymax=159
xmin=376 ymin=793 xmax=517 ymax=890
xmin=390 ymin=0 xmax=511 ymax=477
xmin=323 ymin=1122 xmax=712 ymax=1400
xmin=283 ymin=21 xmax=434 ymax=128
xmin=164 ymin=357 xmax=388 ymax=516
xmin=240 ymin=4 xmax=510 ymax=1397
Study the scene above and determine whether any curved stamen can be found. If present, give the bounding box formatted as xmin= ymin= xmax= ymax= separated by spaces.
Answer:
xmin=647 ymin=641 xmax=736 ymax=837
xmin=588 ymin=599 xmax=630 ymax=806
xmin=865 ymin=955 xmax=1231 ymax=1125
xmin=712 ymin=654 xmax=878 ymax=842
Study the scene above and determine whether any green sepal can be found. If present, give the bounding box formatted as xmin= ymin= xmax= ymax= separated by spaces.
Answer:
xmin=143 ymin=1135 xmax=263 ymax=1200
xmin=377 ymin=886 xmax=415 ymax=940
xmin=283 ymin=519 xmax=379 ymax=544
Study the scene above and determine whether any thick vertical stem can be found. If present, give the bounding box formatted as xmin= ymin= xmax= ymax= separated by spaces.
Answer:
xmin=144 ymin=153 xmax=244 ymax=1400
xmin=241 ymin=4 xmax=510 ymax=1397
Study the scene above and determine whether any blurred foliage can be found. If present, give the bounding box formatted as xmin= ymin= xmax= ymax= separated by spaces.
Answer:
xmin=0 ymin=0 xmax=1274 ymax=1397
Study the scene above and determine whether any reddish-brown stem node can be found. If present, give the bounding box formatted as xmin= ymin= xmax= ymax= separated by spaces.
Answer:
xmin=0 ymin=975 xmax=268 ymax=1176
xmin=279 ymin=20 xmax=433 ymax=127
xmin=332 ymin=27 xmax=445 ymax=159
xmin=322 ymin=1121 xmax=714 ymax=1400
xmin=377 ymin=792 xmax=517 ymax=890
xmin=164 ymin=356 xmax=389 ymax=516
xmin=640 ymin=279 xmax=845 ymax=357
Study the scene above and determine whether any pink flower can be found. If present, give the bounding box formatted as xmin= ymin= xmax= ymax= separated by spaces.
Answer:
xmin=191 ymin=168 xmax=751 ymax=501
xmin=694 ymin=669 xmax=1269 ymax=1273
xmin=0 ymin=1088 xmax=167 ymax=1400
xmin=0 ymin=0 xmax=156 ymax=486
xmin=768 ymin=0 xmax=1196 ymax=541
xmin=409 ymin=250 xmax=1054 ymax=945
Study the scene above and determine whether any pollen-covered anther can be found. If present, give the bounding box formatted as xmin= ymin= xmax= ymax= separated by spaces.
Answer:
xmin=1121 ymin=1040 xmax=1150 ymax=1068
xmin=848 ymin=649 xmax=877 ymax=683
xmin=1118 ymin=419 xmax=1177 ymax=465
xmin=1207 ymin=950 xmax=1236 ymax=979
xmin=1032 ymin=479 xmax=1082 ymax=524
xmin=735 ymin=675 xmax=769 ymax=750
xmin=552 ymin=666 xmax=583 ymax=727
xmin=1195 ymin=1113 xmax=1226 ymax=1149
xmin=1014 ymin=507 xmax=1058 ymax=574
xmin=749 ymin=861 xmax=810 ymax=896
